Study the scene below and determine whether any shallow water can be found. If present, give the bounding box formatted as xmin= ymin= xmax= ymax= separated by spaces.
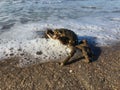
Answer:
xmin=0 ymin=0 xmax=120 ymax=44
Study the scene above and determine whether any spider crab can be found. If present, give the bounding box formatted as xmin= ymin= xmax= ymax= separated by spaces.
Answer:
xmin=45 ymin=28 xmax=94 ymax=66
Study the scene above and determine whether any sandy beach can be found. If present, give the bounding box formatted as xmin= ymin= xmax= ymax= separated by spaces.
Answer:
xmin=0 ymin=0 xmax=120 ymax=90
xmin=0 ymin=43 xmax=120 ymax=90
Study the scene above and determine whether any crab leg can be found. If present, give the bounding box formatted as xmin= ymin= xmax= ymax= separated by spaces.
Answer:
xmin=76 ymin=41 xmax=92 ymax=63
xmin=60 ymin=46 xmax=76 ymax=66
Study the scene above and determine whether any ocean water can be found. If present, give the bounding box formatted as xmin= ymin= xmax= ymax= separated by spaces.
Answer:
xmin=0 ymin=0 xmax=120 ymax=67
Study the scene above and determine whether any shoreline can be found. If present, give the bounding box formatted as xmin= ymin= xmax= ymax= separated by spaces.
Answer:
xmin=0 ymin=43 xmax=120 ymax=90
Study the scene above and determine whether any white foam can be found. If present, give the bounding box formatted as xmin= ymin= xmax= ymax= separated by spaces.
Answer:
xmin=110 ymin=17 xmax=120 ymax=21
xmin=0 ymin=22 xmax=120 ymax=46
xmin=0 ymin=23 xmax=74 ymax=67
xmin=0 ymin=38 xmax=71 ymax=67
xmin=0 ymin=22 xmax=120 ymax=67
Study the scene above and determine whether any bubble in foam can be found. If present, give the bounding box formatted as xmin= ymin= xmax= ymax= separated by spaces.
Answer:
xmin=36 ymin=51 xmax=43 ymax=55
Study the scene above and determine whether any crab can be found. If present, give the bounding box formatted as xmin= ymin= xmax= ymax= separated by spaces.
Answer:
xmin=45 ymin=28 xmax=94 ymax=66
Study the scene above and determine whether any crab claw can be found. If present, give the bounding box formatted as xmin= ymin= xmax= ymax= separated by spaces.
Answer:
xmin=46 ymin=29 xmax=55 ymax=39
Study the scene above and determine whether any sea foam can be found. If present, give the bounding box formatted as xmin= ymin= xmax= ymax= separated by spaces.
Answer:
xmin=0 ymin=38 xmax=71 ymax=67
xmin=0 ymin=22 xmax=120 ymax=67
xmin=0 ymin=23 xmax=72 ymax=67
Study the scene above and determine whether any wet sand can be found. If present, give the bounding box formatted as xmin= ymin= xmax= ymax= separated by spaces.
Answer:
xmin=0 ymin=43 xmax=120 ymax=90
